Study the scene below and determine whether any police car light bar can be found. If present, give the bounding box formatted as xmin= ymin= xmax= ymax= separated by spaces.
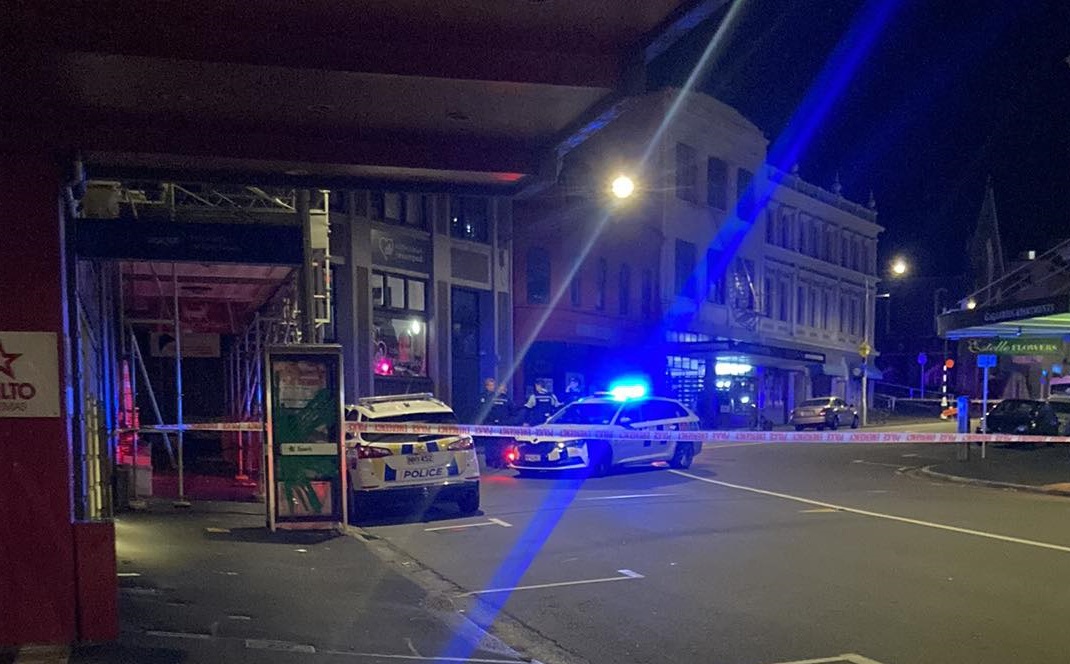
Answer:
xmin=608 ymin=384 xmax=647 ymax=401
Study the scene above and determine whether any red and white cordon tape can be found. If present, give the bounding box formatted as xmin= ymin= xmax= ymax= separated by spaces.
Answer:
xmin=129 ymin=421 xmax=1070 ymax=445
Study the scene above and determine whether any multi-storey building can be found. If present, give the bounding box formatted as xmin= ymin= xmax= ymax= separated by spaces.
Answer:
xmin=515 ymin=89 xmax=883 ymax=425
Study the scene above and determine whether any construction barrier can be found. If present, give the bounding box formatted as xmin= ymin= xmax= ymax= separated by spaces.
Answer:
xmin=127 ymin=421 xmax=1070 ymax=445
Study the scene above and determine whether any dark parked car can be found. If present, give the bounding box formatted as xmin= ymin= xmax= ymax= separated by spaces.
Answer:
xmin=980 ymin=399 xmax=1060 ymax=436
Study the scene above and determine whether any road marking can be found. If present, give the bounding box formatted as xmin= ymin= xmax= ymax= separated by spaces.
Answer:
xmin=14 ymin=644 xmax=70 ymax=663
xmin=227 ymin=614 xmax=252 ymax=621
xmin=799 ymin=508 xmax=840 ymax=513
xmin=770 ymin=654 xmax=885 ymax=662
xmin=144 ymin=630 xmax=212 ymax=640
xmin=205 ymin=527 xmax=230 ymax=533
xmin=245 ymin=638 xmax=316 ymax=653
xmin=425 ymin=518 xmax=512 ymax=532
xmin=405 ymin=637 xmax=420 ymax=657
xmin=901 ymin=453 xmax=919 ymax=457
xmin=295 ymin=548 xmax=308 ymax=553
xmin=457 ymin=569 xmax=644 ymax=597
xmin=580 ymin=493 xmax=675 ymax=501
xmin=851 ymin=460 xmax=902 ymax=468
xmin=317 ymin=650 xmax=529 ymax=663
xmin=116 ymin=572 xmax=141 ymax=577
xmin=670 ymin=470 xmax=1070 ymax=554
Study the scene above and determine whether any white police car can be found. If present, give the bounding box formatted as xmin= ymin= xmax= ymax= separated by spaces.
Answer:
xmin=509 ymin=388 xmax=702 ymax=476
xmin=345 ymin=393 xmax=480 ymax=516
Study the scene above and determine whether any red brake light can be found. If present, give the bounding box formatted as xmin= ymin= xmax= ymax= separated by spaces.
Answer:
xmin=357 ymin=445 xmax=392 ymax=459
xmin=447 ymin=436 xmax=474 ymax=451
xmin=505 ymin=449 xmax=518 ymax=463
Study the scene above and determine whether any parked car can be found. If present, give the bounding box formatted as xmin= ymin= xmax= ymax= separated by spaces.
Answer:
xmin=980 ymin=399 xmax=1060 ymax=436
xmin=789 ymin=397 xmax=859 ymax=431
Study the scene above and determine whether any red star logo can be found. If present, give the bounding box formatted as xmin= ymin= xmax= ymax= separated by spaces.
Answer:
xmin=0 ymin=341 xmax=21 ymax=380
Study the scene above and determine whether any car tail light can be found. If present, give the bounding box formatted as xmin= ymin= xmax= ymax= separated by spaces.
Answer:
xmin=820 ymin=407 xmax=831 ymax=414
xmin=357 ymin=445 xmax=392 ymax=459
xmin=505 ymin=448 xmax=519 ymax=463
xmin=447 ymin=436 xmax=474 ymax=451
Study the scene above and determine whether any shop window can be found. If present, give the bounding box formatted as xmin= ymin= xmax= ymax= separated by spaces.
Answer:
xmin=676 ymin=143 xmax=697 ymax=202
xmin=641 ymin=269 xmax=653 ymax=318
xmin=373 ymin=271 xmax=427 ymax=312
xmin=619 ymin=264 xmax=631 ymax=316
xmin=450 ymin=196 xmax=490 ymax=243
xmin=526 ymin=247 xmax=550 ymax=304
xmin=570 ymin=268 xmax=582 ymax=307
xmin=372 ymin=273 xmax=385 ymax=307
xmin=408 ymin=280 xmax=426 ymax=312
xmin=707 ymin=157 xmax=727 ymax=210
xmin=386 ymin=275 xmax=405 ymax=308
xmin=373 ymin=313 xmax=427 ymax=377
xmin=596 ymin=258 xmax=607 ymax=310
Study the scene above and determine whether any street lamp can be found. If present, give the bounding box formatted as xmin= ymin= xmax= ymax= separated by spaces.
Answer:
xmin=966 ymin=298 xmax=977 ymax=310
xmin=891 ymin=257 xmax=908 ymax=276
xmin=610 ymin=174 xmax=636 ymax=199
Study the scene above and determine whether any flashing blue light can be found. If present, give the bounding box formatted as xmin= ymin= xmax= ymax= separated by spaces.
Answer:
xmin=609 ymin=383 xmax=647 ymax=401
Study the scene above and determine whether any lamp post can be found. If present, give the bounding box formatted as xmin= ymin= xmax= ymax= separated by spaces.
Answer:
xmin=862 ymin=257 xmax=910 ymax=426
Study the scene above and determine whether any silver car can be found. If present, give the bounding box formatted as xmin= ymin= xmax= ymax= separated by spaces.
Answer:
xmin=790 ymin=397 xmax=859 ymax=431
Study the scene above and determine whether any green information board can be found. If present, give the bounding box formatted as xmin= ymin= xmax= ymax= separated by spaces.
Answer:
xmin=264 ymin=345 xmax=346 ymax=531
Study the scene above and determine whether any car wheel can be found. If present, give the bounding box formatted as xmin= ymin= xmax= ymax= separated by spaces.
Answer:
xmin=456 ymin=487 xmax=480 ymax=515
xmin=851 ymin=415 xmax=860 ymax=429
xmin=589 ymin=443 xmax=612 ymax=477
xmin=830 ymin=416 xmax=840 ymax=431
xmin=670 ymin=442 xmax=694 ymax=469
xmin=795 ymin=425 xmax=805 ymax=432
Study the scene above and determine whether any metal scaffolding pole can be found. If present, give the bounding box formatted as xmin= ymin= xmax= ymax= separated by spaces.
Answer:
xmin=173 ymin=264 xmax=189 ymax=508
xmin=131 ymin=333 xmax=176 ymax=466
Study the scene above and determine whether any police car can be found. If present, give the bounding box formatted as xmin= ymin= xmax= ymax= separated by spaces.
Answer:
xmin=509 ymin=387 xmax=702 ymax=476
xmin=345 ymin=393 xmax=480 ymax=516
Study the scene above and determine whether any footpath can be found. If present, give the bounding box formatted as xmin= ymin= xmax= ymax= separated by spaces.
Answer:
xmin=922 ymin=442 xmax=1070 ymax=496
xmin=0 ymin=500 xmax=549 ymax=664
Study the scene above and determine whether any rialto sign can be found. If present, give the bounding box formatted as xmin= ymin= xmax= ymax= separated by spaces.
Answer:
xmin=0 ymin=332 xmax=61 ymax=418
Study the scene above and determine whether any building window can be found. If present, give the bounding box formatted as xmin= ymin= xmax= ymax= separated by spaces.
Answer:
xmin=675 ymin=240 xmax=697 ymax=298
xmin=841 ymin=236 xmax=850 ymax=268
xmin=734 ymin=258 xmax=756 ymax=310
xmin=736 ymin=168 xmax=754 ymax=219
xmin=849 ymin=297 xmax=859 ymax=336
xmin=797 ymin=286 xmax=806 ymax=325
xmin=798 ymin=218 xmax=808 ymax=255
xmin=852 ymin=239 xmax=861 ymax=272
xmin=861 ymin=243 xmax=870 ymax=275
xmin=809 ymin=287 xmax=818 ymax=327
xmin=641 ymin=269 xmax=654 ymax=319
xmin=778 ymin=279 xmax=789 ymax=321
xmin=706 ymin=249 xmax=726 ymax=304
xmin=676 ymin=143 xmax=697 ymax=202
xmin=765 ymin=210 xmax=776 ymax=244
xmin=707 ymin=157 xmax=728 ymax=209
xmin=762 ymin=276 xmax=773 ymax=317
xmin=596 ymin=258 xmax=607 ymax=310
xmin=526 ymin=247 xmax=550 ymax=304
xmin=810 ymin=223 xmax=820 ymax=258
xmin=619 ymin=264 xmax=631 ymax=315
xmin=822 ymin=289 xmax=831 ymax=329
xmin=570 ymin=268 xmax=582 ymax=307
xmin=826 ymin=228 xmax=836 ymax=263
xmin=839 ymin=295 xmax=847 ymax=333
xmin=781 ymin=211 xmax=792 ymax=248
xmin=450 ymin=196 xmax=490 ymax=243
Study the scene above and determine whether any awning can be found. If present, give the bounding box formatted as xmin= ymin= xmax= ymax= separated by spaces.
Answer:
xmin=822 ymin=358 xmax=848 ymax=378
xmin=938 ymin=295 xmax=1070 ymax=339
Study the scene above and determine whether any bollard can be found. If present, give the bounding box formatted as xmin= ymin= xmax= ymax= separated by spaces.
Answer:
xmin=956 ymin=395 xmax=970 ymax=461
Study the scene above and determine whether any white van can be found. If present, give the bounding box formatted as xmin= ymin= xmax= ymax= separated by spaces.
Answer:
xmin=345 ymin=393 xmax=480 ymax=516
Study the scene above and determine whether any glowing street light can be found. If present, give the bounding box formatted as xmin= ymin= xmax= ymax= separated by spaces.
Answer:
xmin=890 ymin=257 xmax=908 ymax=276
xmin=966 ymin=298 xmax=977 ymax=310
xmin=610 ymin=174 xmax=636 ymax=199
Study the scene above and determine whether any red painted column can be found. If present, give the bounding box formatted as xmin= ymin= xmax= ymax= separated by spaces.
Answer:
xmin=0 ymin=153 xmax=78 ymax=645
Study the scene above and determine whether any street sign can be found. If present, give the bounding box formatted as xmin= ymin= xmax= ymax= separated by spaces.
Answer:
xmin=977 ymin=354 xmax=997 ymax=368
xmin=858 ymin=341 xmax=872 ymax=358
xmin=917 ymin=352 xmax=928 ymax=366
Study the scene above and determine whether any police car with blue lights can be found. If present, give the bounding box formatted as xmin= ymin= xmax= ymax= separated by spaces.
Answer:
xmin=345 ymin=393 xmax=480 ymax=516
xmin=508 ymin=384 xmax=702 ymax=476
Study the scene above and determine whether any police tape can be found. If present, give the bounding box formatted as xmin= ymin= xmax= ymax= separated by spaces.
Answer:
xmin=123 ymin=420 xmax=1070 ymax=445
xmin=343 ymin=422 xmax=1070 ymax=445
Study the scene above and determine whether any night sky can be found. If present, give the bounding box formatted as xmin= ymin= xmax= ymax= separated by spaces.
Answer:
xmin=650 ymin=0 xmax=1070 ymax=277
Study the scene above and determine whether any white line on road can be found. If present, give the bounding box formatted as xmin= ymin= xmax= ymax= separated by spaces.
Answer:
xmin=425 ymin=518 xmax=512 ymax=532
xmin=14 ymin=644 xmax=70 ymax=664
xmin=144 ymin=630 xmax=212 ymax=640
xmin=456 ymin=569 xmax=644 ymax=597
xmin=116 ymin=572 xmax=141 ymax=577
xmin=770 ymin=654 xmax=885 ymax=662
xmin=245 ymin=638 xmax=316 ymax=653
xmin=851 ymin=460 xmax=903 ymax=468
xmin=580 ymin=493 xmax=675 ymax=501
xmin=316 ymin=650 xmax=529 ymax=663
xmin=670 ymin=470 xmax=1070 ymax=554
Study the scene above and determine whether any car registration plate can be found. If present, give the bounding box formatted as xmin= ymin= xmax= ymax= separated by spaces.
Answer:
xmin=524 ymin=454 xmax=541 ymax=463
xmin=407 ymin=454 xmax=435 ymax=465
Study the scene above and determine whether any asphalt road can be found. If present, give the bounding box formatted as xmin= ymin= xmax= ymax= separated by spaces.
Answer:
xmin=362 ymin=440 xmax=1070 ymax=664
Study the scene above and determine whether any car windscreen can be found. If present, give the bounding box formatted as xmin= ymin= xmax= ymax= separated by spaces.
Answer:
xmin=799 ymin=398 xmax=832 ymax=407
xmin=547 ymin=402 xmax=621 ymax=426
xmin=358 ymin=410 xmax=459 ymax=443
xmin=991 ymin=400 xmax=1037 ymax=415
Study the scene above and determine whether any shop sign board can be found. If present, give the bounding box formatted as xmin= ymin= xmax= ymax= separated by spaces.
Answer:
xmin=0 ymin=331 xmax=60 ymax=418
xmin=371 ymin=226 xmax=432 ymax=273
